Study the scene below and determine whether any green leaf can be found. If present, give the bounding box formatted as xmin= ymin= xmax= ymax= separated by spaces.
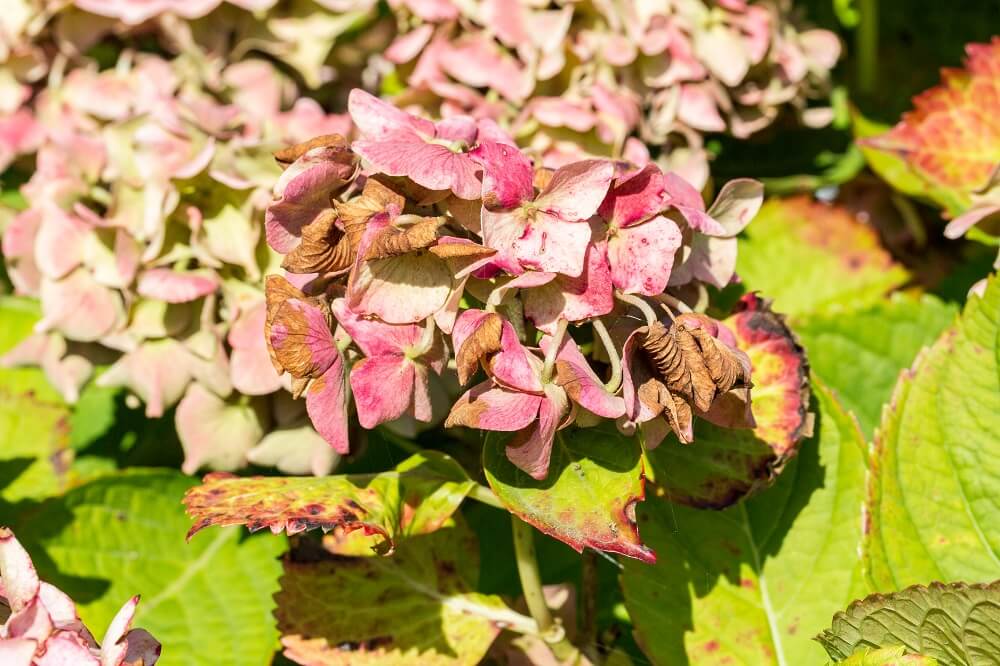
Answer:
xmin=11 ymin=469 xmax=286 ymax=666
xmin=621 ymin=379 xmax=870 ymax=664
xmin=833 ymin=645 xmax=938 ymax=665
xmin=184 ymin=451 xmax=474 ymax=554
xmin=649 ymin=294 xmax=812 ymax=508
xmin=865 ymin=275 xmax=1000 ymax=590
xmin=737 ymin=197 xmax=909 ymax=318
xmin=483 ymin=424 xmax=653 ymax=563
xmin=853 ymin=113 xmax=938 ymax=203
xmin=275 ymin=521 xmax=517 ymax=666
xmin=0 ymin=297 xmax=74 ymax=507
xmin=817 ymin=582 xmax=1000 ymax=663
xmin=795 ymin=293 xmax=957 ymax=438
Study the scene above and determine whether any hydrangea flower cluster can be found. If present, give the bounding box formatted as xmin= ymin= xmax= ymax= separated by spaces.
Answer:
xmin=264 ymin=89 xmax=764 ymax=479
xmin=384 ymin=0 xmax=841 ymax=185
xmin=0 ymin=527 xmax=160 ymax=666
xmin=1 ymin=49 xmax=351 ymax=476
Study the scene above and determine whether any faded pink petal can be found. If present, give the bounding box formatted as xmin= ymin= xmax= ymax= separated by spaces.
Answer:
xmin=306 ymin=356 xmax=350 ymax=454
xmin=136 ymin=269 xmax=219 ymax=304
xmin=37 ymin=270 xmax=124 ymax=343
xmin=331 ymin=298 xmax=422 ymax=357
xmin=678 ymin=83 xmax=726 ymax=133
xmin=470 ymin=141 xmax=534 ymax=209
xmin=386 ymin=24 xmax=434 ymax=63
xmin=37 ymin=631 xmax=99 ymax=665
xmin=348 ymin=242 xmax=454 ymax=323
xmin=706 ymin=179 xmax=764 ymax=235
xmin=228 ymin=303 xmax=282 ymax=396
xmin=2 ymin=209 xmax=42 ymax=295
xmin=176 ymin=382 xmax=264 ymax=474
xmin=621 ymin=328 xmax=660 ymax=424
xmin=945 ymin=203 xmax=1000 ymax=239
xmin=0 ymin=528 xmax=40 ymax=612
xmin=669 ymin=234 xmax=738 ymax=288
xmin=607 ymin=215 xmax=683 ymax=296
xmin=535 ymin=159 xmax=615 ymax=222
xmin=598 ymin=163 xmax=665 ymax=228
xmin=0 ymin=639 xmax=36 ymax=666
xmin=489 ymin=319 xmax=544 ymax=394
xmin=505 ymin=384 xmax=568 ymax=480
xmin=523 ymin=240 xmax=615 ymax=331
xmin=662 ymin=172 xmax=726 ymax=235
xmin=543 ymin=336 xmax=625 ymax=419
xmin=439 ymin=33 xmax=532 ymax=102
xmin=350 ymin=355 xmax=416 ymax=429
xmin=100 ymin=595 xmax=139 ymax=666
xmin=348 ymin=88 xmax=434 ymax=140
xmin=447 ymin=381 xmax=543 ymax=431
xmin=96 ymin=340 xmax=194 ymax=418
xmin=34 ymin=208 xmax=87 ymax=280
xmin=515 ymin=211 xmax=595 ymax=277
xmin=353 ymin=129 xmax=482 ymax=199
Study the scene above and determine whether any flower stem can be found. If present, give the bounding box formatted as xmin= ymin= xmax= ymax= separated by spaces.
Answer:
xmin=541 ymin=318 xmax=569 ymax=383
xmin=469 ymin=483 xmax=504 ymax=509
xmin=591 ymin=318 xmax=622 ymax=394
xmin=615 ymin=291 xmax=658 ymax=327
xmin=657 ymin=293 xmax=693 ymax=315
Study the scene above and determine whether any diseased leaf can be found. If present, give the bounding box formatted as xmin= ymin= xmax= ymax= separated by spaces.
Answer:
xmin=184 ymin=451 xmax=474 ymax=554
xmin=833 ymin=645 xmax=938 ymax=665
xmin=737 ymin=197 xmax=909 ymax=317
xmin=865 ymin=275 xmax=1000 ymax=590
xmin=650 ymin=294 xmax=812 ymax=508
xmin=276 ymin=521 xmax=516 ymax=666
xmin=483 ymin=424 xmax=654 ymax=563
xmin=622 ymin=380 xmax=870 ymax=665
xmin=10 ymin=469 xmax=286 ymax=666
xmin=795 ymin=293 xmax=957 ymax=438
xmin=817 ymin=581 xmax=1000 ymax=664
xmin=860 ymin=38 xmax=1000 ymax=215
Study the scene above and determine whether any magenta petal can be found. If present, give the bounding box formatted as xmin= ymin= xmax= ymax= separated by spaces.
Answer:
xmin=515 ymin=212 xmax=593 ymax=277
xmin=505 ymin=384 xmax=568 ymax=480
xmin=449 ymin=381 xmax=543 ymax=431
xmin=331 ymin=298 xmax=422 ymax=357
xmin=348 ymin=88 xmax=435 ymax=140
xmin=598 ymin=163 xmax=665 ymax=228
xmin=608 ymin=215 xmax=683 ymax=296
xmin=490 ymin=321 xmax=544 ymax=394
xmin=543 ymin=336 xmax=625 ymax=419
xmin=306 ymin=355 xmax=350 ymax=454
xmin=470 ymin=140 xmax=534 ymax=208
xmin=353 ymin=131 xmax=482 ymax=200
xmin=137 ymin=269 xmax=219 ymax=304
xmin=536 ymin=159 xmax=615 ymax=221
xmin=350 ymin=355 xmax=415 ymax=429
xmin=523 ymin=240 xmax=614 ymax=332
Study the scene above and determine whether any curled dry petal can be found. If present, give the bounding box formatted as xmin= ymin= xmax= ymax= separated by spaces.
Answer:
xmin=281 ymin=209 xmax=355 ymax=275
xmin=363 ymin=216 xmax=444 ymax=260
xmin=274 ymin=134 xmax=350 ymax=167
xmin=269 ymin=298 xmax=338 ymax=379
xmin=453 ymin=310 xmax=504 ymax=385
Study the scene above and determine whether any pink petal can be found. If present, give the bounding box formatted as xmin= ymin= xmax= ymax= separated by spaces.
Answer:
xmin=306 ymin=355 xmax=350 ymax=454
xmin=446 ymin=381 xmax=543 ymax=431
xmin=490 ymin=320 xmax=544 ymax=394
xmin=706 ymin=179 xmax=764 ymax=236
xmin=543 ymin=336 xmax=625 ymax=419
xmin=470 ymin=140 xmax=534 ymax=209
xmin=37 ymin=632 xmax=100 ymax=666
xmin=515 ymin=211 xmax=593 ymax=277
xmin=598 ymin=163 xmax=665 ymax=228
xmin=945 ymin=203 xmax=1000 ymax=239
xmin=2 ymin=209 xmax=42 ymax=295
xmin=505 ymin=384 xmax=568 ymax=480
xmin=350 ymin=355 xmax=416 ymax=429
xmin=621 ymin=329 xmax=660 ymax=424
xmin=523 ymin=240 xmax=615 ymax=331
xmin=607 ymin=215 xmax=683 ymax=296
xmin=176 ymin=382 xmax=264 ymax=474
xmin=270 ymin=298 xmax=339 ymax=379
xmin=386 ymin=24 xmax=434 ymax=63
xmin=678 ymin=83 xmax=727 ymax=133
xmin=438 ymin=34 xmax=532 ymax=102
xmin=662 ymin=172 xmax=727 ymax=235
xmin=37 ymin=270 xmax=124 ymax=343
xmin=34 ymin=208 xmax=87 ymax=280
xmin=353 ymin=130 xmax=482 ymax=199
xmin=451 ymin=309 xmax=495 ymax=360
xmin=136 ymin=269 xmax=219 ymax=304
xmin=100 ymin=596 xmax=139 ymax=666
xmin=0 ymin=528 xmax=40 ymax=612
xmin=331 ymin=298 xmax=423 ymax=357
xmin=348 ymin=249 xmax=454 ymax=324
xmin=668 ymin=235 xmax=738 ymax=289
xmin=348 ymin=88 xmax=435 ymax=140
xmin=228 ymin=304 xmax=282 ymax=396
xmin=96 ymin=340 xmax=194 ymax=418
xmin=0 ymin=639 xmax=37 ymax=666
xmin=535 ymin=159 xmax=615 ymax=222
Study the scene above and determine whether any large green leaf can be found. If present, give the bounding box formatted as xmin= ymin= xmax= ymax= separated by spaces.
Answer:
xmin=275 ymin=521 xmax=518 ymax=665
xmin=0 ymin=297 xmax=73 ymax=506
xmin=865 ymin=275 xmax=1000 ymax=590
xmin=184 ymin=451 xmax=474 ymax=554
xmin=482 ymin=424 xmax=653 ymax=563
xmin=795 ymin=293 xmax=957 ymax=438
xmin=737 ymin=197 xmax=909 ymax=318
xmin=818 ymin=582 xmax=1000 ymax=664
xmin=649 ymin=294 xmax=812 ymax=508
xmin=621 ymin=380 xmax=869 ymax=664
xmin=11 ymin=469 xmax=286 ymax=666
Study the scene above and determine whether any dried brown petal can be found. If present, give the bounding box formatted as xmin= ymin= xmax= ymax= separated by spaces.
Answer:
xmin=335 ymin=177 xmax=406 ymax=244
xmin=290 ymin=376 xmax=311 ymax=400
xmin=265 ymin=275 xmax=306 ymax=373
xmin=642 ymin=321 xmax=716 ymax=412
xmin=274 ymin=134 xmax=351 ymax=166
xmin=456 ymin=312 xmax=503 ymax=385
xmin=661 ymin=389 xmax=694 ymax=444
xmin=687 ymin=324 xmax=748 ymax=395
xmin=282 ymin=209 xmax=356 ymax=274
xmin=428 ymin=242 xmax=496 ymax=260
xmin=363 ymin=217 xmax=445 ymax=261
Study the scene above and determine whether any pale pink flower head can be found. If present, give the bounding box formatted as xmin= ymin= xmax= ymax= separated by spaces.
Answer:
xmin=472 ymin=140 xmax=615 ymax=277
xmin=0 ymin=527 xmax=161 ymax=666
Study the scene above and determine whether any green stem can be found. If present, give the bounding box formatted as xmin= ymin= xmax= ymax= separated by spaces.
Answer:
xmin=856 ymin=0 xmax=878 ymax=96
xmin=615 ymin=291 xmax=658 ymax=327
xmin=512 ymin=517 xmax=582 ymax=662
xmin=469 ymin=483 xmax=504 ymax=509
xmin=591 ymin=318 xmax=622 ymax=394
xmin=542 ymin=318 xmax=569 ymax=383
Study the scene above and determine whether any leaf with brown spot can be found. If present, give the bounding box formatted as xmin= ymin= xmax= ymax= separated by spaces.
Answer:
xmin=282 ymin=208 xmax=356 ymax=274
xmin=649 ymin=294 xmax=811 ymax=508
xmin=455 ymin=312 xmax=503 ymax=385
xmin=363 ymin=216 xmax=445 ymax=261
xmin=622 ymin=381 xmax=869 ymax=665
xmin=483 ymin=424 xmax=654 ymax=563
xmin=183 ymin=452 xmax=474 ymax=554
xmin=276 ymin=521 xmax=513 ymax=666
xmin=274 ymin=134 xmax=351 ymax=166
